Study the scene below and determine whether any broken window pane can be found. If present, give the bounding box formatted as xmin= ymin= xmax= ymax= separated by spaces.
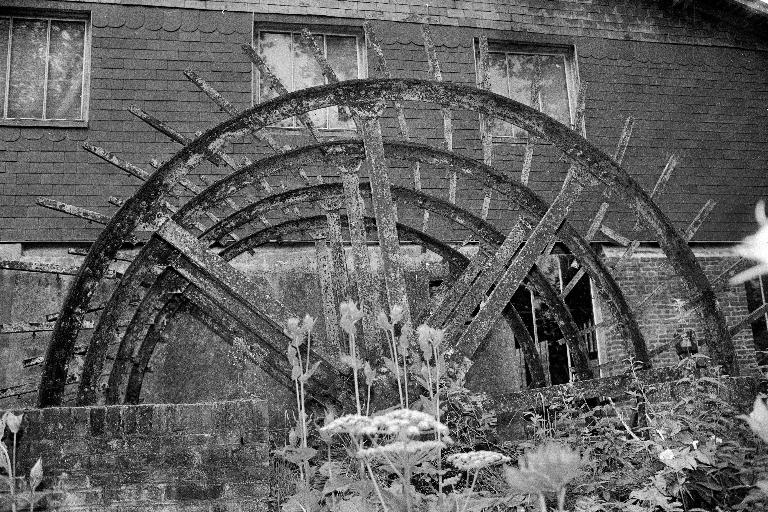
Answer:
xmin=7 ymin=18 xmax=47 ymax=119
xmin=257 ymin=31 xmax=294 ymax=127
xmin=46 ymin=20 xmax=85 ymax=120
xmin=0 ymin=18 xmax=9 ymax=115
xmin=487 ymin=52 xmax=515 ymax=137
xmin=479 ymin=44 xmax=575 ymax=138
xmin=256 ymin=30 xmax=361 ymax=130
xmin=292 ymin=32 xmax=325 ymax=128
xmin=326 ymin=35 xmax=358 ymax=129
xmin=539 ymin=55 xmax=570 ymax=126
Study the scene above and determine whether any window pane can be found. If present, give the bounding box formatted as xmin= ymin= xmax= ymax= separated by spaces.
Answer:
xmin=487 ymin=52 xmax=514 ymax=137
xmin=539 ymin=54 xmax=570 ymax=126
xmin=292 ymin=33 xmax=325 ymax=128
xmin=326 ymin=35 xmax=357 ymax=129
xmin=506 ymin=54 xmax=535 ymax=106
xmin=7 ymin=18 xmax=47 ymax=119
xmin=507 ymin=54 xmax=538 ymax=138
xmin=46 ymin=20 xmax=85 ymax=120
xmin=258 ymin=32 xmax=293 ymax=127
xmin=0 ymin=18 xmax=9 ymax=115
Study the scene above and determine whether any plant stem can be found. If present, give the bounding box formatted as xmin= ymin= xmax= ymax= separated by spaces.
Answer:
xmin=459 ymin=470 xmax=479 ymax=512
xmin=350 ymin=331 xmax=362 ymax=415
xmin=292 ymin=379 xmax=305 ymax=483
xmin=557 ymin=487 xmax=566 ymax=512
xmin=366 ymin=383 xmax=372 ymax=416
xmin=538 ymin=493 xmax=547 ymax=512
xmin=404 ymin=465 xmax=412 ymax=512
xmin=327 ymin=444 xmax=336 ymax=511
xmin=401 ymin=345 xmax=410 ymax=408
xmin=364 ymin=459 xmax=390 ymax=512
xmin=433 ymin=344 xmax=443 ymax=496
xmin=388 ymin=326 xmax=404 ymax=407
xmin=11 ymin=433 xmax=16 ymax=512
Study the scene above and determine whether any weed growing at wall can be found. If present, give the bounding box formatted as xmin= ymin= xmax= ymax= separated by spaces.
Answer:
xmin=0 ymin=411 xmax=50 ymax=512
xmin=269 ymin=296 xmax=768 ymax=512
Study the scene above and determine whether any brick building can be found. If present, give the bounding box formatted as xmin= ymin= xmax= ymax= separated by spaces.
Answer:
xmin=0 ymin=0 xmax=767 ymax=407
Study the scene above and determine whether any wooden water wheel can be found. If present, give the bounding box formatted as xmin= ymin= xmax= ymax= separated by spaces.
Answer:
xmin=28 ymin=21 xmax=741 ymax=408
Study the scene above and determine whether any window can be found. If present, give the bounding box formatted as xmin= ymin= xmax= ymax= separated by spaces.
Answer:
xmin=476 ymin=42 xmax=577 ymax=138
xmin=745 ymin=275 xmax=768 ymax=366
xmin=254 ymin=29 xmax=364 ymax=130
xmin=0 ymin=14 xmax=89 ymax=123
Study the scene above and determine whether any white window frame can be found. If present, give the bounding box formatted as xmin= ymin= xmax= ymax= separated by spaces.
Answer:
xmin=0 ymin=12 xmax=91 ymax=127
xmin=252 ymin=26 xmax=366 ymax=131
xmin=473 ymin=40 xmax=582 ymax=140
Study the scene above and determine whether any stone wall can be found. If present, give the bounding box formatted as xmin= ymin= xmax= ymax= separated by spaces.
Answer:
xmin=11 ymin=399 xmax=271 ymax=512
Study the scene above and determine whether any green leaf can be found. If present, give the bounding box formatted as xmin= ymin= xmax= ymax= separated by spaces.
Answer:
xmin=29 ymin=458 xmax=43 ymax=491
xmin=0 ymin=442 xmax=10 ymax=476
xmin=322 ymin=474 xmax=354 ymax=495
xmin=331 ymin=495 xmax=378 ymax=512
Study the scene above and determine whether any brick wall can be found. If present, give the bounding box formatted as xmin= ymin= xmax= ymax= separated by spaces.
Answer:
xmin=599 ymin=247 xmax=758 ymax=375
xmin=11 ymin=399 xmax=271 ymax=512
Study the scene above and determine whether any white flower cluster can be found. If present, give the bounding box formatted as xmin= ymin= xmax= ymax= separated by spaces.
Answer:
xmin=321 ymin=414 xmax=378 ymax=436
xmin=320 ymin=409 xmax=449 ymax=438
xmin=447 ymin=450 xmax=511 ymax=471
xmin=372 ymin=409 xmax=449 ymax=437
xmin=357 ymin=440 xmax=446 ymax=459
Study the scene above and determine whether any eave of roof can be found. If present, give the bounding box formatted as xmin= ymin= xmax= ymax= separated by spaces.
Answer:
xmin=669 ymin=0 xmax=768 ymax=31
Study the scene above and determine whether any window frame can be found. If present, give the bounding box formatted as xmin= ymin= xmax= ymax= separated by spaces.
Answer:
xmin=746 ymin=274 xmax=768 ymax=366
xmin=473 ymin=39 xmax=582 ymax=141
xmin=252 ymin=23 xmax=367 ymax=132
xmin=0 ymin=10 xmax=91 ymax=128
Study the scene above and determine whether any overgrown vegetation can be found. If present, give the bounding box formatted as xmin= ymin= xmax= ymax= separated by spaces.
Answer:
xmin=269 ymin=300 xmax=768 ymax=512
xmin=0 ymin=411 xmax=46 ymax=512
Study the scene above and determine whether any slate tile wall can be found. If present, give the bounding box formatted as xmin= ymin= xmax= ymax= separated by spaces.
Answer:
xmin=0 ymin=0 xmax=764 ymax=242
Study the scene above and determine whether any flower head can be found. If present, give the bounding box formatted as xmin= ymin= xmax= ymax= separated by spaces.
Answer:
xmin=339 ymin=300 xmax=363 ymax=335
xmin=738 ymin=395 xmax=768 ymax=443
xmin=320 ymin=414 xmax=377 ymax=436
xmin=357 ymin=439 xmax=445 ymax=460
xmin=390 ymin=304 xmax=404 ymax=324
xmin=447 ymin=451 xmax=511 ymax=471
xmin=731 ymin=200 xmax=768 ymax=285
xmin=370 ymin=409 xmax=449 ymax=437
xmin=285 ymin=317 xmax=303 ymax=343
xmin=301 ymin=314 xmax=316 ymax=334
xmin=376 ymin=310 xmax=392 ymax=330
xmin=503 ymin=442 xmax=584 ymax=495
xmin=417 ymin=324 xmax=444 ymax=347
xmin=4 ymin=411 xmax=22 ymax=434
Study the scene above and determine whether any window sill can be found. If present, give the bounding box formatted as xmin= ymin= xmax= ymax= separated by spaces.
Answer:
xmin=0 ymin=119 xmax=88 ymax=129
